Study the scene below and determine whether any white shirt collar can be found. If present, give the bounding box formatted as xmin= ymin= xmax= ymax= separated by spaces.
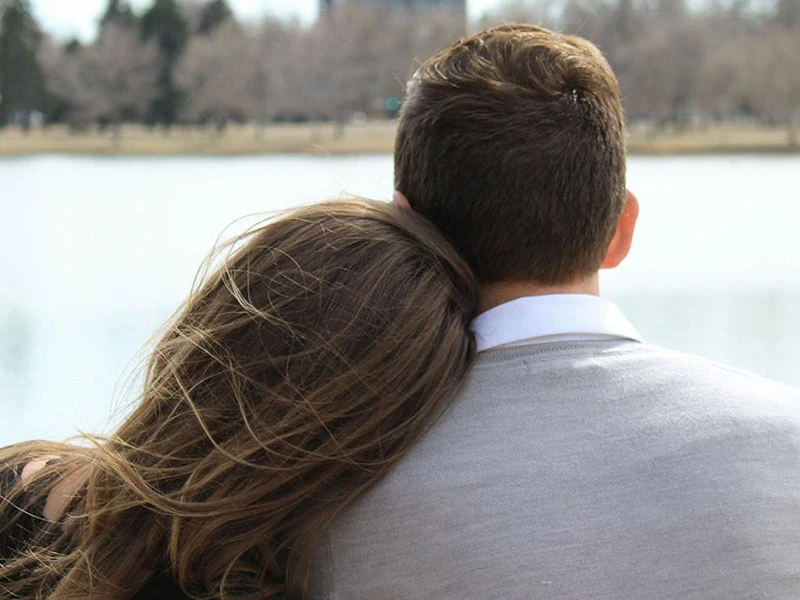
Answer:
xmin=471 ymin=294 xmax=643 ymax=353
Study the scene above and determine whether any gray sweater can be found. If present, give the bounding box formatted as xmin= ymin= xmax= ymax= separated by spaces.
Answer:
xmin=310 ymin=341 xmax=800 ymax=599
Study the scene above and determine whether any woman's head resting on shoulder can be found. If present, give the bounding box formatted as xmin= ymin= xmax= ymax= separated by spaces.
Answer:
xmin=0 ymin=198 xmax=479 ymax=600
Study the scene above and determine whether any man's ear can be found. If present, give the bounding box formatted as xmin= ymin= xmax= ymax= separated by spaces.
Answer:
xmin=392 ymin=191 xmax=411 ymax=209
xmin=601 ymin=190 xmax=639 ymax=270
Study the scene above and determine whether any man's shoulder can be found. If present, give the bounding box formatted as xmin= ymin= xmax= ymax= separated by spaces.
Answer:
xmin=629 ymin=342 xmax=795 ymax=388
xmin=313 ymin=342 xmax=800 ymax=599
xmin=471 ymin=340 xmax=798 ymax=398
xmin=461 ymin=340 xmax=800 ymax=451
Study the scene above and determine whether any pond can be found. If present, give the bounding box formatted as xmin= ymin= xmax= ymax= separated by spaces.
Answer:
xmin=1 ymin=154 xmax=798 ymax=445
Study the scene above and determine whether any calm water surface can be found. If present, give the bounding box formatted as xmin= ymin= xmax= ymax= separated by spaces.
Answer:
xmin=1 ymin=154 xmax=798 ymax=445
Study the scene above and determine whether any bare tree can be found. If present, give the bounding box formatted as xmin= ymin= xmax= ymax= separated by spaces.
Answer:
xmin=176 ymin=21 xmax=258 ymax=130
xmin=25 ymin=0 xmax=800 ymax=141
xmin=748 ymin=24 xmax=800 ymax=144
xmin=39 ymin=37 xmax=95 ymax=127
xmin=299 ymin=4 xmax=397 ymax=131
xmin=775 ymin=0 xmax=800 ymax=27
xmin=88 ymin=25 xmax=159 ymax=135
xmin=476 ymin=0 xmax=560 ymax=28
xmin=696 ymin=31 xmax=753 ymax=118
xmin=39 ymin=25 xmax=158 ymax=135
xmin=411 ymin=6 xmax=468 ymax=64
xmin=296 ymin=3 xmax=464 ymax=129
xmin=251 ymin=17 xmax=304 ymax=126
xmin=622 ymin=15 xmax=707 ymax=128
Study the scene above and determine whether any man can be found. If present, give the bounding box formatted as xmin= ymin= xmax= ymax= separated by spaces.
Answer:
xmin=310 ymin=24 xmax=800 ymax=599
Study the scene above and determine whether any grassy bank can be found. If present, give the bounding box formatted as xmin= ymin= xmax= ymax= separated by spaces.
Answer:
xmin=0 ymin=121 xmax=797 ymax=157
xmin=626 ymin=121 xmax=799 ymax=155
xmin=0 ymin=122 xmax=398 ymax=157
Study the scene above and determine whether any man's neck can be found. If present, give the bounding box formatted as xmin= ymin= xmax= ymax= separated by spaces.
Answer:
xmin=479 ymin=274 xmax=601 ymax=314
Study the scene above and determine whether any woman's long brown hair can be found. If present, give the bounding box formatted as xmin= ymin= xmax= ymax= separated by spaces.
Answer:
xmin=0 ymin=199 xmax=479 ymax=599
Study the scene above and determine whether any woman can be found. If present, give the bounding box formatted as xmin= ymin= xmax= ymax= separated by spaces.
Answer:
xmin=0 ymin=199 xmax=479 ymax=599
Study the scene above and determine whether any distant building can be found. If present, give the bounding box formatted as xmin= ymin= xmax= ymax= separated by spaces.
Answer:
xmin=319 ymin=0 xmax=467 ymax=23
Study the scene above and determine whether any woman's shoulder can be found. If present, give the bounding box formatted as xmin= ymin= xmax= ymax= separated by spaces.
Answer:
xmin=0 ymin=450 xmax=62 ymax=500
xmin=0 ymin=450 xmax=55 ymax=559
xmin=1 ymin=447 xmax=190 ymax=599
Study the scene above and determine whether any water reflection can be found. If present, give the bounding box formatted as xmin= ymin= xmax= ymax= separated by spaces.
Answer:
xmin=0 ymin=308 xmax=32 ymax=375
xmin=0 ymin=308 xmax=33 ymax=415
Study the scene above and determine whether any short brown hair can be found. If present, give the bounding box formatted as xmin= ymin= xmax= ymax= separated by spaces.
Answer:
xmin=395 ymin=24 xmax=627 ymax=284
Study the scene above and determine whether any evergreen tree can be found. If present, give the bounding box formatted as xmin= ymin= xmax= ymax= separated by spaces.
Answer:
xmin=38 ymin=37 xmax=82 ymax=125
xmin=140 ymin=0 xmax=189 ymax=127
xmin=64 ymin=38 xmax=82 ymax=54
xmin=197 ymin=0 xmax=234 ymax=35
xmin=100 ymin=0 xmax=138 ymax=31
xmin=0 ymin=0 xmax=45 ymax=129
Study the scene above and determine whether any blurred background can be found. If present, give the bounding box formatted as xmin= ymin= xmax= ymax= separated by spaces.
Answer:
xmin=0 ymin=0 xmax=798 ymax=446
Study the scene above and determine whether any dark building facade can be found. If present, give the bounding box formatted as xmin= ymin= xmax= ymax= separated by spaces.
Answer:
xmin=319 ymin=0 xmax=467 ymax=22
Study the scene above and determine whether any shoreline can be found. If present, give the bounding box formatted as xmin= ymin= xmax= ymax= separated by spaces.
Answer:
xmin=1 ymin=122 xmax=797 ymax=158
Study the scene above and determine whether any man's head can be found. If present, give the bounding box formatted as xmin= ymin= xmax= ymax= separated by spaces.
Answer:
xmin=395 ymin=24 xmax=629 ymax=285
